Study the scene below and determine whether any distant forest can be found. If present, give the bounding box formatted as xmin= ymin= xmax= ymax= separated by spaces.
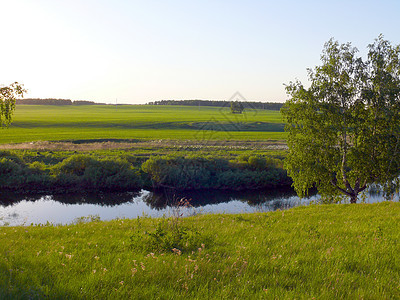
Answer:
xmin=147 ymin=100 xmax=284 ymax=110
xmin=16 ymin=98 xmax=107 ymax=105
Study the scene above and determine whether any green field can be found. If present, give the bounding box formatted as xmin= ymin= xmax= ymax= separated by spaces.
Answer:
xmin=1 ymin=202 xmax=399 ymax=299
xmin=0 ymin=105 xmax=287 ymax=144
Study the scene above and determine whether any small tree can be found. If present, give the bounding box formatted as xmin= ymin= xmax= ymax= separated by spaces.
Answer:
xmin=0 ymin=82 xmax=26 ymax=127
xmin=230 ymin=101 xmax=244 ymax=114
xmin=281 ymin=35 xmax=400 ymax=203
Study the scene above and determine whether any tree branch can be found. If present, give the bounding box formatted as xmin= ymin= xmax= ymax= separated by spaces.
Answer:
xmin=330 ymin=179 xmax=352 ymax=196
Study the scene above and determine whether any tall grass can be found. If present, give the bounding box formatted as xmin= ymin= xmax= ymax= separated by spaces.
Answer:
xmin=0 ymin=202 xmax=399 ymax=298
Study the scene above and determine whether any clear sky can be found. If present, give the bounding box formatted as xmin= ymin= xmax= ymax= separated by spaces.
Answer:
xmin=2 ymin=0 xmax=400 ymax=104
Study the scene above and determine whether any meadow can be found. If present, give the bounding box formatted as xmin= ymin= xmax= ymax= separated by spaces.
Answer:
xmin=1 ymin=202 xmax=399 ymax=299
xmin=0 ymin=105 xmax=287 ymax=144
xmin=2 ymin=105 xmax=400 ymax=299
xmin=0 ymin=105 xmax=291 ymax=194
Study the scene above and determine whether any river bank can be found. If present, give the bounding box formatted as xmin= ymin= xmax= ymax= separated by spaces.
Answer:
xmin=0 ymin=145 xmax=291 ymax=195
xmin=1 ymin=202 xmax=399 ymax=298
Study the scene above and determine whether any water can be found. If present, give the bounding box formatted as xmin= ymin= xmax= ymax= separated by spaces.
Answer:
xmin=0 ymin=188 xmax=389 ymax=226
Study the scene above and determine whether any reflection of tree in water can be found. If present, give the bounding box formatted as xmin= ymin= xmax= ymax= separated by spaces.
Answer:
xmin=141 ymin=191 xmax=170 ymax=210
xmin=251 ymin=199 xmax=296 ymax=212
xmin=142 ymin=187 xmax=313 ymax=211
xmin=52 ymin=192 xmax=140 ymax=206
xmin=0 ymin=193 xmax=43 ymax=207
xmin=244 ymin=188 xmax=317 ymax=211
xmin=0 ymin=191 xmax=141 ymax=207
xmin=0 ymin=188 xmax=318 ymax=211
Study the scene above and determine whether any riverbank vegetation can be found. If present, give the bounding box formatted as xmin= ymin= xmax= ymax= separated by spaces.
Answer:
xmin=1 ymin=202 xmax=399 ymax=298
xmin=0 ymin=149 xmax=290 ymax=194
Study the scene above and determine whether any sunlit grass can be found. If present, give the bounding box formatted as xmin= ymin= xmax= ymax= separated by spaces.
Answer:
xmin=1 ymin=202 xmax=399 ymax=298
xmin=0 ymin=105 xmax=287 ymax=143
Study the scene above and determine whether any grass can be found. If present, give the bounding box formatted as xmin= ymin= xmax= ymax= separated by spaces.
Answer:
xmin=1 ymin=202 xmax=399 ymax=299
xmin=0 ymin=105 xmax=287 ymax=144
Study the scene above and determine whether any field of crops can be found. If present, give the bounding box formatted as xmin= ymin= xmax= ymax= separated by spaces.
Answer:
xmin=0 ymin=105 xmax=287 ymax=144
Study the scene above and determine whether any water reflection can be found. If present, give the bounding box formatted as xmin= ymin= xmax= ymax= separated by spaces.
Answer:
xmin=0 ymin=188 xmax=319 ymax=226
xmin=142 ymin=187 xmax=304 ymax=210
xmin=0 ymin=191 xmax=140 ymax=207
xmin=51 ymin=192 xmax=140 ymax=206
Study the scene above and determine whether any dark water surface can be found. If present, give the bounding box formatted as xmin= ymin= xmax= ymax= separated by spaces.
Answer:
xmin=0 ymin=188 xmax=387 ymax=226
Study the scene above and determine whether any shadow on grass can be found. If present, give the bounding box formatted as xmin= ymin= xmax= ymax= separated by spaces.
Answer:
xmin=12 ymin=121 xmax=285 ymax=132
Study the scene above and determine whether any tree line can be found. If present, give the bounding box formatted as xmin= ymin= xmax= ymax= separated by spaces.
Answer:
xmin=147 ymin=99 xmax=284 ymax=110
xmin=16 ymin=98 xmax=107 ymax=105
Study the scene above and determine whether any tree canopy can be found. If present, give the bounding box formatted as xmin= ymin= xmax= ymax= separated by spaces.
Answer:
xmin=281 ymin=35 xmax=400 ymax=203
xmin=0 ymin=82 xmax=25 ymax=127
xmin=230 ymin=101 xmax=244 ymax=114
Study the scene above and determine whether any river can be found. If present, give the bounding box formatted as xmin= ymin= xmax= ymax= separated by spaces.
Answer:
xmin=0 ymin=188 xmax=389 ymax=226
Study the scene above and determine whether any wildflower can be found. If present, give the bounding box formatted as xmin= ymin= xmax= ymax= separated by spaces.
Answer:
xmin=172 ymin=248 xmax=182 ymax=256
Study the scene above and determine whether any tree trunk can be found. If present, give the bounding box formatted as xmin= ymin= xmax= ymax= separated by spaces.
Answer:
xmin=350 ymin=193 xmax=358 ymax=204
xmin=330 ymin=177 xmax=366 ymax=204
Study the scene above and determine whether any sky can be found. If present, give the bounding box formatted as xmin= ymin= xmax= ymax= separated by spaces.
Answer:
xmin=2 ymin=0 xmax=400 ymax=104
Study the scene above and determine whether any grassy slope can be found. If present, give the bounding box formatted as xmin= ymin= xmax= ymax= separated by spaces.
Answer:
xmin=1 ymin=202 xmax=399 ymax=299
xmin=0 ymin=105 xmax=287 ymax=143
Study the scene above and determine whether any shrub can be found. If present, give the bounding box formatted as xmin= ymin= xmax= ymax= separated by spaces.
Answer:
xmin=130 ymin=218 xmax=210 ymax=253
xmin=0 ymin=158 xmax=24 ymax=187
xmin=0 ymin=151 xmax=24 ymax=164
xmin=248 ymin=155 xmax=266 ymax=170
xmin=53 ymin=155 xmax=95 ymax=176
xmin=142 ymin=155 xmax=291 ymax=190
xmin=0 ymin=157 xmax=22 ymax=175
xmin=0 ymin=157 xmax=51 ymax=191
xmin=28 ymin=161 xmax=50 ymax=174
xmin=83 ymin=158 xmax=142 ymax=190
xmin=53 ymin=155 xmax=143 ymax=191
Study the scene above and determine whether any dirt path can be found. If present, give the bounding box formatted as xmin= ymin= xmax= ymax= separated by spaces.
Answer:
xmin=0 ymin=139 xmax=288 ymax=151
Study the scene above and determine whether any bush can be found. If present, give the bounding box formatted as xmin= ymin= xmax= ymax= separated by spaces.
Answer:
xmin=0 ymin=158 xmax=24 ymax=187
xmin=0 ymin=158 xmax=51 ymax=191
xmin=83 ymin=158 xmax=142 ymax=190
xmin=0 ymin=157 xmax=22 ymax=175
xmin=248 ymin=155 xmax=266 ymax=170
xmin=142 ymin=155 xmax=290 ymax=190
xmin=53 ymin=155 xmax=143 ymax=191
xmin=131 ymin=218 xmax=209 ymax=253
xmin=0 ymin=151 xmax=24 ymax=164
xmin=54 ymin=155 xmax=95 ymax=176
xmin=0 ymin=151 xmax=289 ymax=193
